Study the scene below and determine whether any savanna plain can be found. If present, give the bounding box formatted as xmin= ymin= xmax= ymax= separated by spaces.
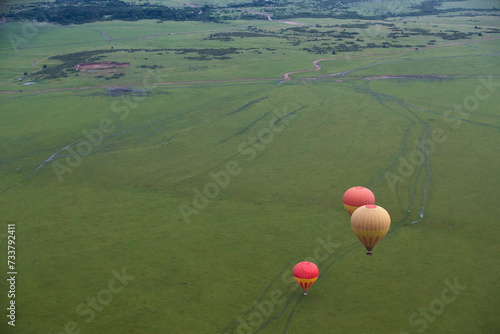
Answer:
xmin=0 ymin=0 xmax=499 ymax=333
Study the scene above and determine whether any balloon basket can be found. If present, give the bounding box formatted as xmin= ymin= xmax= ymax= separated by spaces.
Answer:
xmin=303 ymin=292 xmax=307 ymax=296
xmin=366 ymin=251 xmax=373 ymax=256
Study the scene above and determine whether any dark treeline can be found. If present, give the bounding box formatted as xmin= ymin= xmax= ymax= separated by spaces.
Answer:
xmin=271 ymin=0 xmax=499 ymax=20
xmin=5 ymin=0 xmax=499 ymax=25
xmin=6 ymin=0 xmax=215 ymax=25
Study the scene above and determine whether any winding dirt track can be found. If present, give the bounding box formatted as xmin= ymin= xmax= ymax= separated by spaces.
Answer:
xmin=1 ymin=36 xmax=499 ymax=95
xmin=281 ymin=36 xmax=500 ymax=79
xmin=96 ymin=29 xmax=113 ymax=41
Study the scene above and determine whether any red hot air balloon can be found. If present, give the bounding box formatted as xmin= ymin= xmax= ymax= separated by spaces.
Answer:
xmin=293 ymin=261 xmax=319 ymax=295
xmin=343 ymin=186 xmax=375 ymax=216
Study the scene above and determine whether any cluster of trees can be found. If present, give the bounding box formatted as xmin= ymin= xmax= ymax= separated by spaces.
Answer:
xmin=485 ymin=28 xmax=500 ymax=33
xmin=36 ymin=49 xmax=114 ymax=79
xmin=270 ymin=0 xmax=498 ymax=20
xmin=95 ymin=73 xmax=126 ymax=80
xmin=5 ymin=0 xmax=499 ymax=25
xmin=388 ymin=27 xmax=479 ymax=40
xmin=6 ymin=0 xmax=214 ymax=25
xmin=137 ymin=65 xmax=164 ymax=69
xmin=183 ymin=47 xmax=241 ymax=60
xmin=301 ymin=39 xmax=418 ymax=55
xmin=32 ymin=47 xmax=244 ymax=79
xmin=204 ymin=31 xmax=276 ymax=41
xmin=185 ymin=55 xmax=232 ymax=61
xmin=413 ymin=0 xmax=440 ymax=15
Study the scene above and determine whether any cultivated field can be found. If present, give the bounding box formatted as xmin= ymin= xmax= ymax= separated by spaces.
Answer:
xmin=0 ymin=2 xmax=499 ymax=333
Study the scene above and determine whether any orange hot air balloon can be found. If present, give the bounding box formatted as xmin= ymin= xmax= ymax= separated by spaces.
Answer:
xmin=350 ymin=204 xmax=391 ymax=255
xmin=343 ymin=186 xmax=375 ymax=216
xmin=293 ymin=261 xmax=319 ymax=295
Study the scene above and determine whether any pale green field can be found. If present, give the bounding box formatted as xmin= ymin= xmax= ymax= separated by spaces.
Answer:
xmin=438 ymin=0 xmax=500 ymax=10
xmin=0 ymin=11 xmax=500 ymax=334
xmin=348 ymin=0 xmax=422 ymax=15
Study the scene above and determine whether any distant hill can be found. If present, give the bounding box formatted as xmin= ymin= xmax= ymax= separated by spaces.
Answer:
xmin=3 ymin=0 xmax=500 ymax=25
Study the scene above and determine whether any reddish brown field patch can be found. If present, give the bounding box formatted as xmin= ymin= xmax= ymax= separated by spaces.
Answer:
xmin=75 ymin=61 xmax=130 ymax=70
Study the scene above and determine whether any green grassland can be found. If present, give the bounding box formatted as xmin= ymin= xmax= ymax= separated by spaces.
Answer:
xmin=1 ymin=5 xmax=500 ymax=334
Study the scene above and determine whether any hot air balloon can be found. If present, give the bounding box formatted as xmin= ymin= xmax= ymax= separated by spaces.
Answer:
xmin=350 ymin=204 xmax=390 ymax=255
xmin=293 ymin=261 xmax=319 ymax=295
xmin=343 ymin=186 xmax=375 ymax=216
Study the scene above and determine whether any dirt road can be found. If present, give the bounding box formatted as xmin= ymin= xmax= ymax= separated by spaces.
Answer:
xmin=281 ymin=36 xmax=500 ymax=80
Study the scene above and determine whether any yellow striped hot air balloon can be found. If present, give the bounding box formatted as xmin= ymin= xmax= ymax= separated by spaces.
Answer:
xmin=293 ymin=261 xmax=319 ymax=295
xmin=350 ymin=204 xmax=391 ymax=255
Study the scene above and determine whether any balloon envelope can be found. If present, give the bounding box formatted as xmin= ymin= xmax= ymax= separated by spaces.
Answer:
xmin=293 ymin=261 xmax=319 ymax=295
xmin=343 ymin=186 xmax=375 ymax=216
xmin=350 ymin=204 xmax=390 ymax=255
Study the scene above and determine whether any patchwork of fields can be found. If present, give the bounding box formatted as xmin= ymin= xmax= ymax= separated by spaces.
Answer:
xmin=1 ymin=2 xmax=499 ymax=333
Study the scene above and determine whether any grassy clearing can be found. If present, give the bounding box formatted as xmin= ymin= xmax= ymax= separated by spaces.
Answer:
xmin=348 ymin=0 xmax=423 ymax=15
xmin=438 ymin=0 xmax=500 ymax=10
